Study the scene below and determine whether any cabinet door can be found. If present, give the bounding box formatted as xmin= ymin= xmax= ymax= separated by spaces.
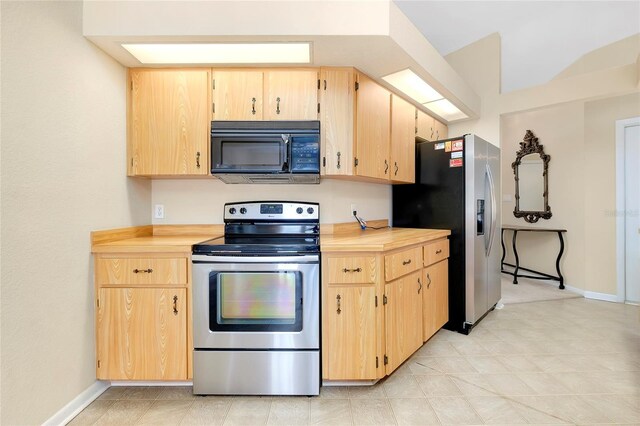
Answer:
xmin=434 ymin=119 xmax=448 ymax=141
xmin=96 ymin=288 xmax=187 ymax=380
xmin=390 ymin=95 xmax=416 ymax=183
xmin=385 ymin=271 xmax=423 ymax=374
xmin=130 ymin=69 xmax=210 ymax=176
xmin=319 ymin=67 xmax=356 ymax=176
xmin=264 ymin=70 xmax=318 ymax=120
xmin=356 ymin=73 xmax=391 ymax=180
xmin=423 ymin=259 xmax=448 ymax=341
xmin=324 ymin=286 xmax=377 ymax=380
xmin=212 ymin=70 xmax=263 ymax=120
xmin=416 ymin=110 xmax=435 ymax=141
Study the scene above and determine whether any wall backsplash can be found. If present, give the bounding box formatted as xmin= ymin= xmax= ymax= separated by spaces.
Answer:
xmin=152 ymin=178 xmax=391 ymax=224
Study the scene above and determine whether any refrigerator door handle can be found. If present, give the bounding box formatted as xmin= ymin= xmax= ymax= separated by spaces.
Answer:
xmin=485 ymin=164 xmax=497 ymax=256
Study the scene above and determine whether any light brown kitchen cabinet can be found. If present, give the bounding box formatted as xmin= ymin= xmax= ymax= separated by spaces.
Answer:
xmin=356 ymin=73 xmax=391 ymax=180
xmin=422 ymin=238 xmax=450 ymax=342
xmin=384 ymin=270 xmax=423 ymax=374
xmin=96 ymin=287 xmax=187 ymax=380
xmin=319 ymin=67 xmax=356 ymax=176
xmin=212 ymin=69 xmax=318 ymax=121
xmin=128 ymin=69 xmax=210 ymax=176
xmin=390 ymin=95 xmax=416 ymax=183
xmin=323 ymin=285 xmax=378 ymax=380
xmin=94 ymin=253 xmax=191 ymax=381
xmin=416 ymin=109 xmax=448 ymax=142
xmin=212 ymin=70 xmax=264 ymax=120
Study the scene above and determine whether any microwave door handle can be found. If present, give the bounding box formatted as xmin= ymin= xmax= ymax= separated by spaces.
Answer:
xmin=282 ymin=134 xmax=291 ymax=171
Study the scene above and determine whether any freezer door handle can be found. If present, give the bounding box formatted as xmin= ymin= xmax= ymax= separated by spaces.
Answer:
xmin=485 ymin=164 xmax=497 ymax=256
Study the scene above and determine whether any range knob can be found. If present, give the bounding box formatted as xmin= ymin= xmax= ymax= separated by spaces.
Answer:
xmin=307 ymin=207 xmax=314 ymax=214
xmin=240 ymin=207 xmax=247 ymax=214
xmin=228 ymin=207 xmax=236 ymax=214
xmin=296 ymin=207 xmax=303 ymax=214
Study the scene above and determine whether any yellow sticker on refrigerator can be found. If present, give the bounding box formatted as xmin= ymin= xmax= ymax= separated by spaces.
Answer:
xmin=445 ymin=141 xmax=452 ymax=152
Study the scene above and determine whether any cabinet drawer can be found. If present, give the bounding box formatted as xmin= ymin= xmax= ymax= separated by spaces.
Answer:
xmin=96 ymin=257 xmax=187 ymax=285
xmin=326 ymin=256 xmax=377 ymax=284
xmin=384 ymin=246 xmax=421 ymax=282
xmin=423 ymin=239 xmax=449 ymax=267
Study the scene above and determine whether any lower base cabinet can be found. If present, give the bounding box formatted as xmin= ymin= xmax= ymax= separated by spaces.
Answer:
xmin=96 ymin=287 xmax=187 ymax=380
xmin=323 ymin=286 xmax=378 ymax=380
xmin=423 ymin=259 xmax=449 ymax=341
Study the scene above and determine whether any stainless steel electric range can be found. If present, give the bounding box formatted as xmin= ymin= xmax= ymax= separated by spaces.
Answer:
xmin=191 ymin=201 xmax=320 ymax=396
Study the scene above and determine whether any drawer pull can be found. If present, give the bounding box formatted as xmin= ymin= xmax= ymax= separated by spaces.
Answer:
xmin=426 ymin=273 xmax=432 ymax=289
xmin=435 ymin=249 xmax=442 ymax=254
xmin=336 ymin=294 xmax=342 ymax=314
xmin=402 ymin=259 xmax=412 ymax=266
xmin=342 ymin=267 xmax=362 ymax=273
xmin=133 ymin=268 xmax=153 ymax=274
xmin=173 ymin=295 xmax=178 ymax=315
xmin=251 ymin=97 xmax=257 ymax=115
xmin=417 ymin=278 xmax=422 ymax=294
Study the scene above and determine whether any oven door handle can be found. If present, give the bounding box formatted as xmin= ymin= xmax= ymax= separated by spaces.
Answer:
xmin=192 ymin=254 xmax=319 ymax=263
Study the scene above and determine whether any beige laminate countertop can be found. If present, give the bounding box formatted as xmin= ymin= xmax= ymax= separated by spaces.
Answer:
xmin=92 ymin=235 xmax=220 ymax=253
xmin=321 ymin=227 xmax=451 ymax=252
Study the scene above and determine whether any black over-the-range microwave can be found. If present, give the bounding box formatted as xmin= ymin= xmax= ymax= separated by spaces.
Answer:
xmin=210 ymin=121 xmax=320 ymax=184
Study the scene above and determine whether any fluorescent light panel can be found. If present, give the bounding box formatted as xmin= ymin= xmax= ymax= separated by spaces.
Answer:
xmin=382 ymin=68 xmax=468 ymax=121
xmin=423 ymin=98 xmax=468 ymax=122
xmin=122 ymin=43 xmax=311 ymax=64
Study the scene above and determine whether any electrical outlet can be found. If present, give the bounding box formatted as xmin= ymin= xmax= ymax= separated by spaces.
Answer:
xmin=350 ymin=203 xmax=357 ymax=216
xmin=154 ymin=204 xmax=165 ymax=219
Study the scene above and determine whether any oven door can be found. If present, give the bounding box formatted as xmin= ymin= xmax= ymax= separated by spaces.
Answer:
xmin=211 ymin=135 xmax=288 ymax=173
xmin=192 ymin=255 xmax=319 ymax=350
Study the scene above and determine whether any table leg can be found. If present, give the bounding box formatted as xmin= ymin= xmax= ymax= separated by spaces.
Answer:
xmin=500 ymin=228 xmax=506 ymax=271
xmin=512 ymin=230 xmax=519 ymax=284
xmin=556 ymin=231 xmax=565 ymax=289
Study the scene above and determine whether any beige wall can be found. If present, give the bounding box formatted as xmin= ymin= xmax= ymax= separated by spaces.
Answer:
xmin=446 ymin=33 xmax=640 ymax=296
xmin=584 ymin=93 xmax=640 ymax=294
xmin=0 ymin=2 xmax=150 ymax=424
xmin=152 ymin=179 xmax=391 ymax=225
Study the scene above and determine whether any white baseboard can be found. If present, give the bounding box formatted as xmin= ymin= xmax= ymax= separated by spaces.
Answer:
xmin=584 ymin=291 xmax=618 ymax=302
xmin=43 ymin=380 xmax=109 ymax=426
xmin=110 ymin=380 xmax=193 ymax=386
xmin=563 ymin=284 xmax=584 ymax=295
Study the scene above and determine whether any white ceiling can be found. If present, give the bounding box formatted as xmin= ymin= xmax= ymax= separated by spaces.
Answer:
xmin=395 ymin=1 xmax=640 ymax=93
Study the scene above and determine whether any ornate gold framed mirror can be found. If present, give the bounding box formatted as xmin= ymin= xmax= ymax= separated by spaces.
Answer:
xmin=512 ymin=130 xmax=552 ymax=223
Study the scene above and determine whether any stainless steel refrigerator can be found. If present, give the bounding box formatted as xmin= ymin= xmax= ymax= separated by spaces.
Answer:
xmin=392 ymin=134 xmax=501 ymax=334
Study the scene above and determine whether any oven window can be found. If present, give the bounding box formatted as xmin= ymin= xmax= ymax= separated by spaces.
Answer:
xmin=210 ymin=271 xmax=303 ymax=332
xmin=221 ymin=141 xmax=282 ymax=167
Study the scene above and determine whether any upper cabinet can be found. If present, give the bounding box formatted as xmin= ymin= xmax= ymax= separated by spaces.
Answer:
xmin=390 ymin=95 xmax=415 ymax=184
xmin=128 ymin=69 xmax=210 ymax=176
xmin=212 ymin=69 xmax=318 ymax=121
xmin=416 ymin=109 xmax=448 ymax=142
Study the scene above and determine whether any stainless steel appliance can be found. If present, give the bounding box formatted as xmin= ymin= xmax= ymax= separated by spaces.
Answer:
xmin=192 ymin=201 xmax=320 ymax=395
xmin=393 ymin=134 xmax=501 ymax=334
xmin=211 ymin=121 xmax=320 ymax=184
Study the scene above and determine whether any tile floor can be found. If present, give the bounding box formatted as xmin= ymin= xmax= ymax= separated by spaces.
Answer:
xmin=70 ymin=297 xmax=640 ymax=425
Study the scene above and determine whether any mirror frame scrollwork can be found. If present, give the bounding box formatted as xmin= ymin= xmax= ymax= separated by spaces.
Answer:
xmin=512 ymin=130 xmax=552 ymax=223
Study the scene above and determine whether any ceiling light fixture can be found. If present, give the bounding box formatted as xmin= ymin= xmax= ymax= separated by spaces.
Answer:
xmin=382 ymin=68 xmax=467 ymax=121
xmin=122 ymin=43 xmax=311 ymax=64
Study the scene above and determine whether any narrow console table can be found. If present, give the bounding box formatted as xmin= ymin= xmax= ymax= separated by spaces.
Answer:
xmin=500 ymin=226 xmax=567 ymax=289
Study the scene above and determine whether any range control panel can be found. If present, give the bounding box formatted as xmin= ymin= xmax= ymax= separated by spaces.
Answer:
xmin=224 ymin=202 xmax=319 ymax=221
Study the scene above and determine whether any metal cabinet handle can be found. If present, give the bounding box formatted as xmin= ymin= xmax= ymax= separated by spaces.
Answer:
xmin=343 ymin=267 xmax=362 ymax=273
xmin=418 ymin=278 xmax=422 ymax=294
xmin=196 ymin=151 xmax=201 ymax=169
xmin=324 ymin=80 xmax=327 ymax=90
xmin=173 ymin=295 xmax=178 ymax=315
xmin=133 ymin=268 xmax=153 ymax=274
xmin=402 ymin=259 xmax=412 ymax=266
xmin=251 ymin=97 xmax=256 ymax=115
xmin=394 ymin=162 xmax=399 ymax=176
xmin=430 ymin=128 xmax=434 ymax=139
xmin=276 ymin=97 xmax=281 ymax=115
xmin=436 ymin=249 xmax=442 ymax=254
xmin=426 ymin=273 xmax=432 ymax=289
xmin=384 ymin=160 xmax=389 ymax=174
xmin=436 ymin=130 xmax=439 ymax=140
xmin=336 ymin=294 xmax=342 ymax=314
xmin=337 ymin=152 xmax=341 ymax=169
